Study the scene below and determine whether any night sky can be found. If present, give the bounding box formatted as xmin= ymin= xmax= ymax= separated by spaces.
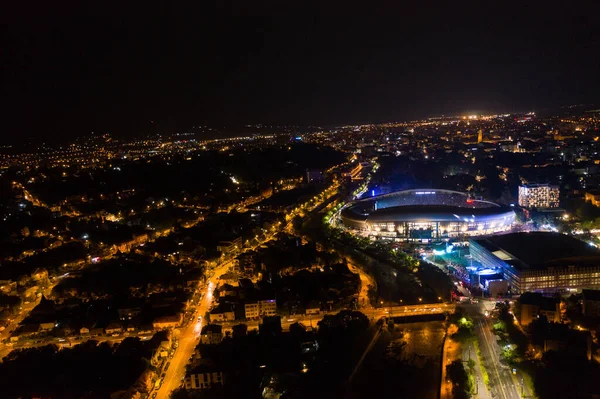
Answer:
xmin=1 ymin=2 xmax=599 ymax=141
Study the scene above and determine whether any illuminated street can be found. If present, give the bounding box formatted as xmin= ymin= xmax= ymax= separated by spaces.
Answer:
xmin=464 ymin=303 xmax=524 ymax=399
xmin=154 ymin=261 xmax=232 ymax=399
xmin=154 ymin=226 xmax=286 ymax=399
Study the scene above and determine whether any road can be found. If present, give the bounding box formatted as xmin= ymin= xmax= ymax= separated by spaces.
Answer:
xmin=0 ymin=282 xmax=57 ymax=360
xmin=155 ymin=229 xmax=284 ymax=398
xmin=347 ymin=260 xmax=376 ymax=310
xmin=154 ymin=260 xmax=232 ymax=399
xmin=462 ymin=340 xmax=491 ymax=399
xmin=464 ymin=303 xmax=524 ymax=399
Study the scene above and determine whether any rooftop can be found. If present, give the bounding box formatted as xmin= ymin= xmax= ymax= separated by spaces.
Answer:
xmin=201 ymin=324 xmax=222 ymax=334
xmin=474 ymin=232 xmax=600 ymax=271
xmin=582 ymin=289 xmax=600 ymax=302
xmin=519 ymin=292 xmax=559 ymax=311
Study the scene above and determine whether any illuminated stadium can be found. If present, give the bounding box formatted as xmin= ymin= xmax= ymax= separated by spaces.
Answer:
xmin=340 ymin=189 xmax=515 ymax=241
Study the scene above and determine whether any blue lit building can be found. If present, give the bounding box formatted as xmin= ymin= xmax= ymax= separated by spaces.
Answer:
xmin=340 ymin=189 xmax=515 ymax=241
xmin=470 ymin=232 xmax=600 ymax=294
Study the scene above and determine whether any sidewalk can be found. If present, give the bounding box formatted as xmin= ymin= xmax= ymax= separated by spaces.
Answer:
xmin=441 ymin=338 xmax=491 ymax=399
xmin=440 ymin=335 xmax=461 ymax=399
xmin=466 ymin=341 xmax=491 ymax=399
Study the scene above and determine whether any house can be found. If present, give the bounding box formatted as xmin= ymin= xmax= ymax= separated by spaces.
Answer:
xmin=518 ymin=292 xmax=561 ymax=326
xmin=245 ymin=299 xmax=277 ymax=320
xmin=210 ymin=304 xmax=235 ymax=322
xmin=14 ymin=323 xmax=41 ymax=340
xmin=80 ymin=326 xmax=90 ymax=335
xmin=156 ymin=341 xmax=171 ymax=360
xmin=260 ymin=299 xmax=277 ymax=317
xmin=543 ymin=324 xmax=592 ymax=361
xmin=301 ymin=340 xmax=319 ymax=354
xmin=152 ymin=313 xmax=183 ymax=329
xmin=200 ymin=324 xmax=223 ymax=345
xmin=90 ymin=327 xmax=104 ymax=337
xmin=218 ymin=284 xmax=239 ymax=298
xmin=105 ymin=322 xmax=123 ymax=335
xmin=0 ymin=280 xmax=17 ymax=294
xmin=582 ymin=289 xmax=600 ymax=318
xmin=245 ymin=302 xmax=259 ymax=319
xmin=138 ymin=324 xmax=154 ymax=335
xmin=10 ymin=331 xmax=21 ymax=342
xmin=39 ymin=321 xmax=56 ymax=331
xmin=217 ymin=238 xmax=242 ymax=256
xmin=185 ymin=360 xmax=225 ymax=390
xmin=118 ymin=307 xmax=142 ymax=321
xmin=185 ymin=371 xmax=225 ymax=390
xmin=219 ymin=271 xmax=239 ymax=285
xmin=238 ymin=253 xmax=259 ymax=275
xmin=305 ymin=301 xmax=321 ymax=316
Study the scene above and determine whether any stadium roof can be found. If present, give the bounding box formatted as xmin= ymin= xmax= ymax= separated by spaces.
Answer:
xmin=366 ymin=205 xmax=514 ymax=223
xmin=473 ymin=232 xmax=600 ymax=271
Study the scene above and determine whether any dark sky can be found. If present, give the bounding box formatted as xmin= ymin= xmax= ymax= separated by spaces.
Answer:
xmin=1 ymin=1 xmax=599 ymax=141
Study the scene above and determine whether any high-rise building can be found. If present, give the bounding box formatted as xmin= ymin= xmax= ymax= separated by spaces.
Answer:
xmin=518 ymin=184 xmax=560 ymax=208
xmin=477 ymin=129 xmax=483 ymax=143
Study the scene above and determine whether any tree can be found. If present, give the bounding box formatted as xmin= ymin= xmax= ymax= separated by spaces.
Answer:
xmin=232 ymin=324 xmax=248 ymax=339
xmin=446 ymin=360 xmax=473 ymax=399
xmin=292 ymin=215 xmax=304 ymax=232
xmin=449 ymin=309 xmax=475 ymax=342
xmin=366 ymin=284 xmax=378 ymax=306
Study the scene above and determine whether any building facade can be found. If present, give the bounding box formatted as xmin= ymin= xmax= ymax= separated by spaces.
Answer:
xmin=210 ymin=305 xmax=235 ymax=322
xmin=200 ymin=324 xmax=223 ymax=345
xmin=582 ymin=289 xmax=600 ymax=317
xmin=245 ymin=299 xmax=277 ymax=319
xmin=518 ymin=292 xmax=561 ymax=326
xmin=471 ymin=234 xmax=600 ymax=294
xmin=585 ymin=191 xmax=600 ymax=207
xmin=185 ymin=372 xmax=224 ymax=389
xmin=341 ymin=189 xmax=515 ymax=241
xmin=518 ymin=184 xmax=560 ymax=208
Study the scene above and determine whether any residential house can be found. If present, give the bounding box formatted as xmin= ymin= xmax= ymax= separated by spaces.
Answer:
xmin=90 ymin=327 xmax=104 ymax=337
xmin=210 ymin=304 xmax=235 ymax=322
xmin=245 ymin=302 xmax=259 ymax=319
xmin=118 ymin=307 xmax=142 ymax=321
xmin=518 ymin=292 xmax=561 ymax=326
xmin=185 ymin=360 xmax=225 ymax=390
xmin=0 ymin=280 xmax=17 ymax=294
xmin=582 ymin=289 xmax=600 ymax=318
xmin=200 ymin=324 xmax=223 ymax=345
xmin=245 ymin=299 xmax=277 ymax=320
xmin=152 ymin=313 xmax=183 ymax=329
xmin=218 ymin=284 xmax=239 ymax=298
xmin=11 ymin=324 xmax=40 ymax=341
xmin=543 ymin=324 xmax=592 ymax=361
xmin=305 ymin=301 xmax=321 ymax=316
xmin=260 ymin=299 xmax=277 ymax=317
xmin=105 ymin=322 xmax=123 ymax=335
xmin=39 ymin=321 xmax=56 ymax=331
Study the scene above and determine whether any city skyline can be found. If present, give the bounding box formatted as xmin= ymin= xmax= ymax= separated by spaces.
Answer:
xmin=2 ymin=3 xmax=600 ymax=398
